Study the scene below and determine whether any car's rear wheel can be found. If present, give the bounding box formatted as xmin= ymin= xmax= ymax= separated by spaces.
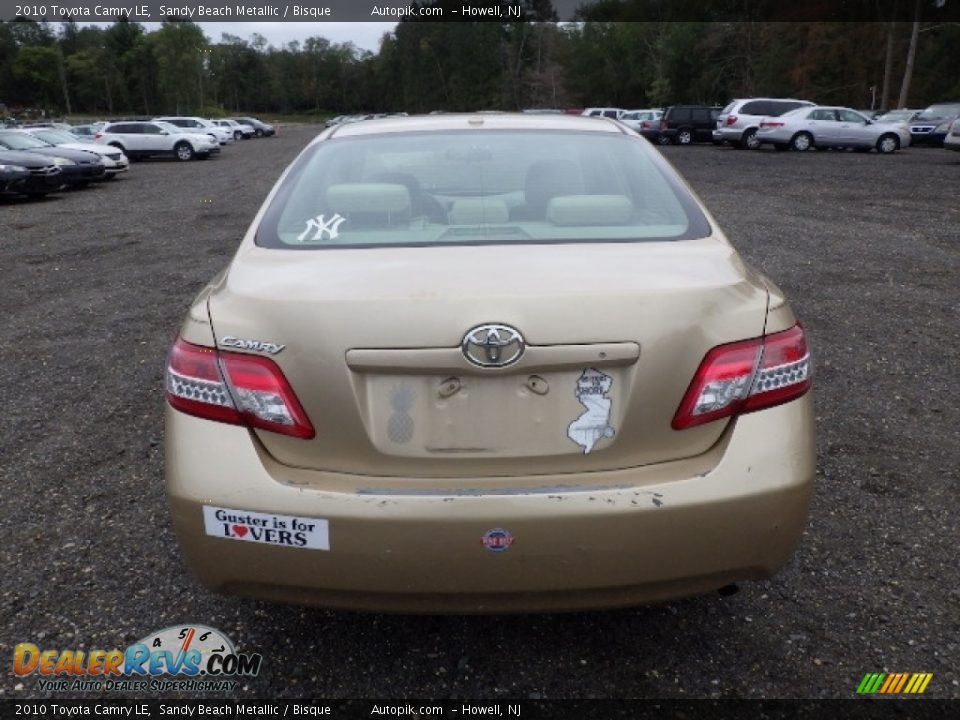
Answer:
xmin=656 ymin=135 xmax=671 ymax=146
xmin=877 ymin=134 xmax=899 ymax=154
xmin=675 ymin=128 xmax=693 ymax=145
xmin=255 ymin=129 xmax=264 ymax=137
xmin=791 ymin=132 xmax=813 ymax=151
xmin=234 ymin=131 xmax=242 ymax=140
xmin=175 ymin=142 xmax=194 ymax=162
xmin=742 ymin=129 xmax=761 ymax=150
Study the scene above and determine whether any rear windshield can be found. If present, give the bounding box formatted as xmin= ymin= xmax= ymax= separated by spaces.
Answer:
xmin=257 ymin=130 xmax=710 ymax=249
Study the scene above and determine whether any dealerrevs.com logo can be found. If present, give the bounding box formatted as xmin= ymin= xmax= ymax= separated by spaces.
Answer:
xmin=14 ymin=625 xmax=262 ymax=692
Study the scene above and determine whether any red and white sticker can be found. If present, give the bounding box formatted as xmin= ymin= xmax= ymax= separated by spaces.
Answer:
xmin=202 ymin=506 xmax=330 ymax=550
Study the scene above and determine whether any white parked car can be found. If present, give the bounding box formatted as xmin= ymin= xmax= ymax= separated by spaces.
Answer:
xmin=24 ymin=127 xmax=129 ymax=178
xmin=756 ymin=106 xmax=911 ymax=153
xmin=154 ymin=116 xmax=234 ymax=145
xmin=619 ymin=109 xmax=663 ymax=132
xmin=581 ymin=107 xmax=625 ymax=120
xmin=945 ymin=118 xmax=960 ymax=151
xmin=212 ymin=119 xmax=254 ymax=140
xmin=95 ymin=121 xmax=220 ymax=161
xmin=714 ymin=98 xmax=815 ymax=149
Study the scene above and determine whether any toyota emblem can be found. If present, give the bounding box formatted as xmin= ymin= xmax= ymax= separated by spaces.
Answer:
xmin=461 ymin=324 xmax=525 ymax=368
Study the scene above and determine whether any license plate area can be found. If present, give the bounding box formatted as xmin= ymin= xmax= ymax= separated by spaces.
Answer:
xmin=355 ymin=368 xmax=630 ymax=459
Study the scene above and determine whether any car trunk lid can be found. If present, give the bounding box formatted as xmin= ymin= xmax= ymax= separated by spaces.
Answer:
xmin=207 ymin=238 xmax=768 ymax=479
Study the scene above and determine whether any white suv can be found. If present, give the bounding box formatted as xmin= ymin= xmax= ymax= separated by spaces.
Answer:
xmin=154 ymin=116 xmax=233 ymax=145
xmin=95 ymin=121 xmax=220 ymax=161
xmin=714 ymin=98 xmax=815 ymax=149
xmin=581 ymin=107 xmax=625 ymax=120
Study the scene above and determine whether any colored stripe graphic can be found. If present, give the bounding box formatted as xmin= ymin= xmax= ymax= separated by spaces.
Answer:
xmin=857 ymin=672 xmax=932 ymax=694
xmin=892 ymin=673 xmax=909 ymax=693
xmin=879 ymin=674 xmax=896 ymax=693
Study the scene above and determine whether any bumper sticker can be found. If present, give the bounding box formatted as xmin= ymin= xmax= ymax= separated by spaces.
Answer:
xmin=202 ymin=506 xmax=330 ymax=550
xmin=567 ymin=368 xmax=616 ymax=454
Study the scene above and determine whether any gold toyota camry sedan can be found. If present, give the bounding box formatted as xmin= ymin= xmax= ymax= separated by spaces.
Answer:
xmin=165 ymin=114 xmax=814 ymax=612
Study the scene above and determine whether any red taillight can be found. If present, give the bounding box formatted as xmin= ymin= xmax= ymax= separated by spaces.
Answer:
xmin=641 ymin=120 xmax=651 ymax=129
xmin=660 ymin=120 xmax=668 ymax=130
xmin=725 ymin=115 xmax=738 ymax=126
xmin=166 ymin=337 xmax=315 ymax=439
xmin=94 ymin=132 xmax=103 ymax=139
xmin=672 ymin=324 xmax=811 ymax=430
xmin=761 ymin=120 xmax=784 ymax=128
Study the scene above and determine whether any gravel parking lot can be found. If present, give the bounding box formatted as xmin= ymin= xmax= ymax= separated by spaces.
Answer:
xmin=2 ymin=127 xmax=958 ymax=700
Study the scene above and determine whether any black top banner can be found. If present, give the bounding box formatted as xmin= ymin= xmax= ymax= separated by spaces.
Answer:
xmin=1 ymin=0 xmax=959 ymax=23
xmin=2 ymin=699 xmax=957 ymax=719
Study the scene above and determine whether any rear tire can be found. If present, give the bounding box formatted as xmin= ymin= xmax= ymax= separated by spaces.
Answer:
xmin=791 ymin=132 xmax=813 ymax=151
xmin=877 ymin=134 xmax=899 ymax=154
xmin=255 ymin=129 xmax=264 ymax=137
xmin=174 ymin=142 xmax=194 ymax=162
xmin=234 ymin=131 xmax=242 ymax=140
xmin=742 ymin=128 xmax=761 ymax=150
xmin=656 ymin=135 xmax=671 ymax=146
xmin=675 ymin=128 xmax=693 ymax=145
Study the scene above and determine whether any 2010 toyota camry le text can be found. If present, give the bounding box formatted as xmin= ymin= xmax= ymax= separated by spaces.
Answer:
xmin=164 ymin=113 xmax=815 ymax=613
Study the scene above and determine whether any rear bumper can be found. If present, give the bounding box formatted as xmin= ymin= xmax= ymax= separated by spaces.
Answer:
xmin=165 ymin=395 xmax=815 ymax=612
xmin=756 ymin=129 xmax=792 ymax=145
xmin=713 ymin=127 xmax=743 ymax=143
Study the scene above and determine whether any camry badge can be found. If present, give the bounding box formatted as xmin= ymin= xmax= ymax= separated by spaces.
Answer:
xmin=462 ymin=324 xmax=525 ymax=368
xmin=218 ymin=336 xmax=286 ymax=355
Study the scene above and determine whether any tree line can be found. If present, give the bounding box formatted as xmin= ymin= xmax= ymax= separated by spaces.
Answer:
xmin=1 ymin=3 xmax=958 ymax=119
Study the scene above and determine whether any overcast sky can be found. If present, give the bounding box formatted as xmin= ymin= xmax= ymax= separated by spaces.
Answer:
xmin=84 ymin=22 xmax=398 ymax=53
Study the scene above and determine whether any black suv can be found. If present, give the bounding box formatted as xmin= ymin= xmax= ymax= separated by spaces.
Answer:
xmin=659 ymin=106 xmax=721 ymax=145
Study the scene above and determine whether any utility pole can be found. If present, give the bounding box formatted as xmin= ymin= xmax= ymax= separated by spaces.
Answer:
xmin=897 ymin=0 xmax=922 ymax=108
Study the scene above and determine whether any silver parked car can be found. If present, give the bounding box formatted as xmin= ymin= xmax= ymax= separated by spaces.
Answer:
xmin=755 ymin=106 xmax=911 ymax=153
xmin=714 ymin=98 xmax=815 ymax=149
xmin=619 ymin=109 xmax=663 ymax=132
xmin=872 ymin=109 xmax=918 ymax=126
xmin=945 ymin=118 xmax=960 ymax=152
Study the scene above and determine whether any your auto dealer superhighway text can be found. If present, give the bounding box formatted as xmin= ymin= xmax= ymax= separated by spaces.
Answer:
xmin=29 ymin=704 xmax=331 ymax=716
